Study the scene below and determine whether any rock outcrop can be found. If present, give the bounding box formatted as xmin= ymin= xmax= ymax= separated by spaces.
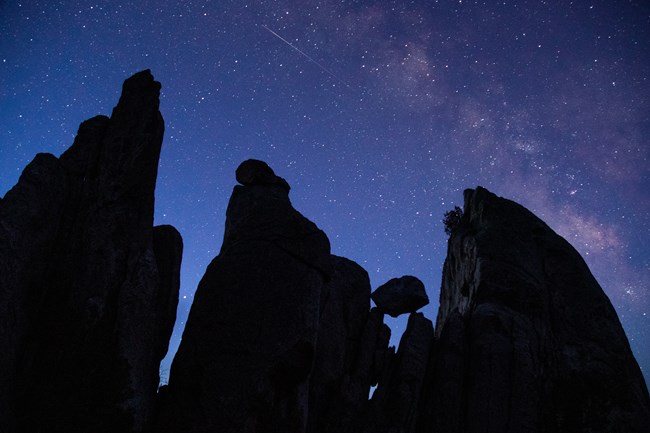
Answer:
xmin=156 ymin=170 xmax=649 ymax=432
xmin=2 ymin=70 xmax=648 ymax=433
xmin=156 ymin=161 xmax=401 ymax=433
xmin=157 ymin=159 xmax=331 ymax=432
xmin=307 ymin=255 xmax=372 ymax=433
xmin=421 ymin=186 xmax=650 ymax=433
xmin=0 ymin=70 xmax=182 ymax=433
xmin=371 ymin=275 xmax=429 ymax=317
xmin=364 ymin=312 xmax=434 ymax=433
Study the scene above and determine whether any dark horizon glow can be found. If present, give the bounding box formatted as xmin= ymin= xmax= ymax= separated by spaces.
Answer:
xmin=1 ymin=1 xmax=648 ymax=386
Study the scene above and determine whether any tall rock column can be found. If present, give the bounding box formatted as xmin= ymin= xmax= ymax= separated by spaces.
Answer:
xmin=422 ymin=186 xmax=650 ymax=433
xmin=0 ymin=70 xmax=182 ymax=433
xmin=362 ymin=312 xmax=433 ymax=433
xmin=158 ymin=160 xmax=331 ymax=433
xmin=306 ymin=255 xmax=372 ymax=433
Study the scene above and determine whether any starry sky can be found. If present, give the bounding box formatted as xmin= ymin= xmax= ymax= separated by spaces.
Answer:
xmin=1 ymin=1 xmax=649 ymax=386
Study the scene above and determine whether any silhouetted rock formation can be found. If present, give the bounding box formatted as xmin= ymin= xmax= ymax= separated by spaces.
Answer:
xmin=0 ymin=70 xmax=182 ymax=433
xmin=156 ymin=161 xmax=649 ymax=432
xmin=157 ymin=159 xmax=331 ymax=432
xmin=157 ymin=155 xmax=650 ymax=433
xmin=371 ymin=275 xmax=429 ymax=317
xmin=365 ymin=312 xmax=434 ymax=433
xmin=307 ymin=255 xmax=372 ymax=433
xmin=421 ymin=186 xmax=650 ymax=433
xmin=2 ymin=71 xmax=648 ymax=433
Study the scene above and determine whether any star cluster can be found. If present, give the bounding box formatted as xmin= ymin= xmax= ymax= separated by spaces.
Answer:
xmin=1 ymin=0 xmax=648 ymax=385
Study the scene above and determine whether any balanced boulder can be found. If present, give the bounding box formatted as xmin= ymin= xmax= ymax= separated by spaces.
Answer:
xmin=371 ymin=276 xmax=429 ymax=317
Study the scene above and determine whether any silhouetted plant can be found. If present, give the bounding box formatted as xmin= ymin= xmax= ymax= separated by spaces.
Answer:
xmin=443 ymin=206 xmax=463 ymax=236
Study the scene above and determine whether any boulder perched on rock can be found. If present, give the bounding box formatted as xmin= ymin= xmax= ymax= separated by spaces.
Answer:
xmin=235 ymin=158 xmax=290 ymax=191
xmin=0 ymin=70 xmax=182 ymax=433
xmin=158 ymin=160 xmax=331 ymax=433
xmin=422 ymin=186 xmax=650 ymax=433
xmin=371 ymin=276 xmax=429 ymax=317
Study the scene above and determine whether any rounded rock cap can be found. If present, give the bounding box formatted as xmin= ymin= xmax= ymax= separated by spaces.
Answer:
xmin=235 ymin=159 xmax=290 ymax=191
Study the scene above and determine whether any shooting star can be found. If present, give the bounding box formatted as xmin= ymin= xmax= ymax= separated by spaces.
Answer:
xmin=262 ymin=25 xmax=351 ymax=88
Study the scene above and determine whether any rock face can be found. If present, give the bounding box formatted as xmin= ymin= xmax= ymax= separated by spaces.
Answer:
xmin=365 ymin=312 xmax=434 ymax=433
xmin=422 ymin=186 xmax=650 ymax=433
xmin=0 ymin=70 xmax=182 ymax=433
xmin=158 ymin=160 xmax=331 ymax=432
xmin=371 ymin=275 xmax=429 ymax=317
xmin=307 ymin=255 xmax=372 ymax=433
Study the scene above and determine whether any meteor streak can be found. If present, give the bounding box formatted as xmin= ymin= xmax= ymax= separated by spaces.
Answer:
xmin=262 ymin=25 xmax=351 ymax=88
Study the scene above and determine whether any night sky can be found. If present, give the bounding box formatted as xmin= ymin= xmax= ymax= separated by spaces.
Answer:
xmin=1 ymin=1 xmax=649 ymax=386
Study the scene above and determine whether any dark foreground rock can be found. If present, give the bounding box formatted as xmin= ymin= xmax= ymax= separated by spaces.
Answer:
xmin=157 ymin=160 xmax=332 ymax=433
xmin=371 ymin=275 xmax=429 ymax=317
xmin=156 ymin=177 xmax=649 ymax=433
xmin=0 ymin=70 xmax=182 ymax=433
xmin=307 ymin=255 xmax=371 ymax=433
xmin=365 ymin=312 xmax=434 ymax=433
xmin=156 ymin=162 xmax=401 ymax=433
xmin=2 ymin=70 xmax=648 ymax=433
xmin=421 ymin=186 xmax=650 ymax=433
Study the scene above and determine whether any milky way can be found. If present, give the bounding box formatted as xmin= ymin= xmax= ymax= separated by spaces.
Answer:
xmin=1 ymin=1 xmax=648 ymax=385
